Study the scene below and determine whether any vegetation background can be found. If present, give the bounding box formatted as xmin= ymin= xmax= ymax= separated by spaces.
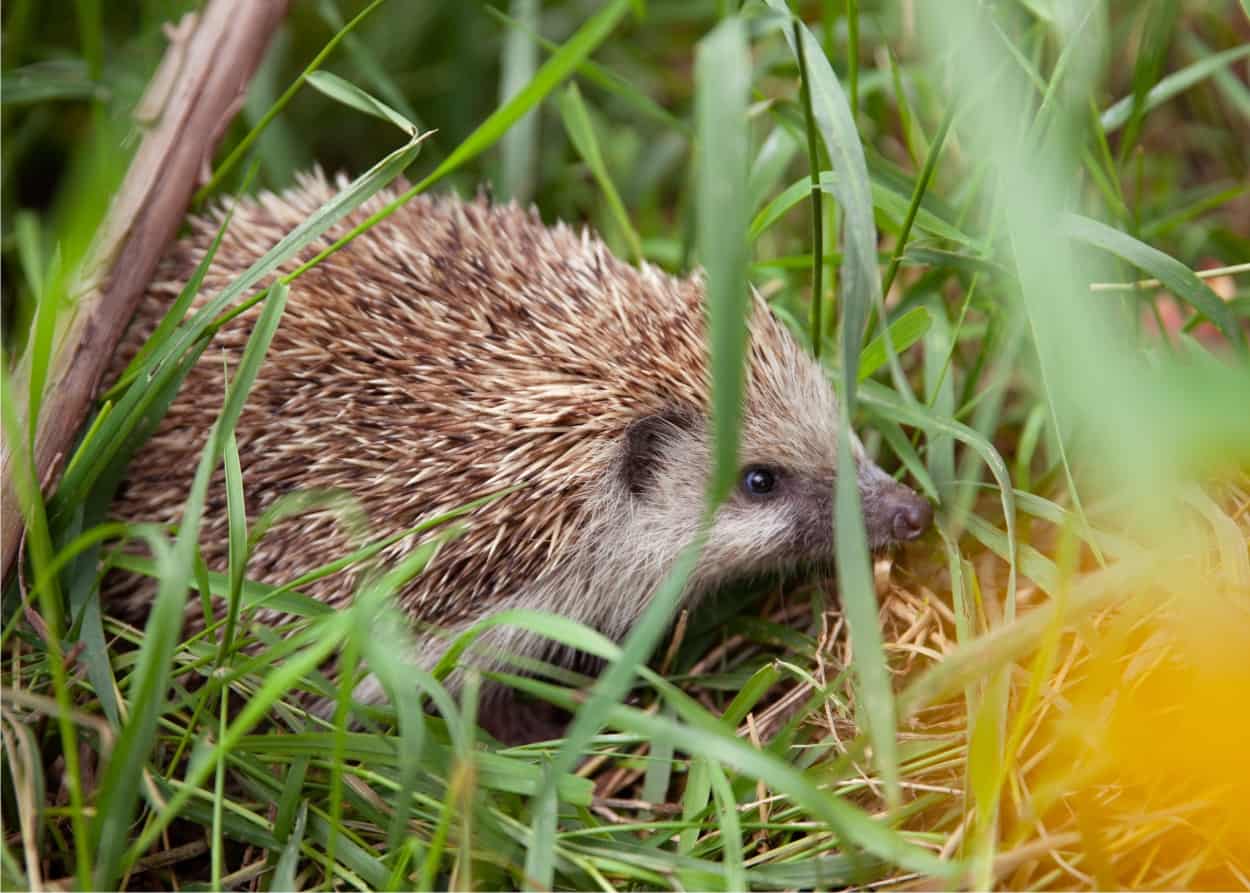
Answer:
xmin=2 ymin=0 xmax=1248 ymax=890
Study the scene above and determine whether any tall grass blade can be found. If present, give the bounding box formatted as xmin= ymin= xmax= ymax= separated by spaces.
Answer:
xmin=498 ymin=0 xmax=540 ymax=202
xmin=292 ymin=0 xmax=633 ymax=285
xmin=0 ymin=368 xmax=92 ymax=888
xmin=858 ymin=307 xmax=931 ymax=381
xmin=524 ymin=538 xmax=705 ymax=888
xmin=696 ymin=17 xmax=751 ymax=504
xmin=792 ymin=19 xmax=826 ymax=358
xmin=769 ymin=3 xmax=881 ymax=385
xmin=91 ymin=281 xmax=289 ymax=888
xmin=707 ymin=761 xmax=745 ymax=891
xmin=270 ymin=801 xmax=308 ymax=893
xmin=769 ymin=0 xmax=902 ymax=808
xmin=558 ymin=82 xmax=644 ymax=262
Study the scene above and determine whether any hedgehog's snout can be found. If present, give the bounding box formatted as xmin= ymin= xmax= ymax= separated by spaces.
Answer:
xmin=860 ymin=474 xmax=934 ymax=548
xmin=888 ymin=488 xmax=933 ymax=542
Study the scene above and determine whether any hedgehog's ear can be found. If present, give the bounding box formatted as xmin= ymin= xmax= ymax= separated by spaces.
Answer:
xmin=621 ymin=408 xmax=696 ymax=497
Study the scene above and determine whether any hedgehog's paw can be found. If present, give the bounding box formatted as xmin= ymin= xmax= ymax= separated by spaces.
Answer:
xmin=477 ymin=688 xmax=571 ymax=746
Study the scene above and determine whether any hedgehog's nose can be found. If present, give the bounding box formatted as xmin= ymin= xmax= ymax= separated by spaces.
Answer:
xmin=890 ymin=490 xmax=933 ymax=542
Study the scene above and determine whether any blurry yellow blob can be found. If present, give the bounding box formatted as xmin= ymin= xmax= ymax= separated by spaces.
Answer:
xmin=1034 ymin=557 xmax=1250 ymax=883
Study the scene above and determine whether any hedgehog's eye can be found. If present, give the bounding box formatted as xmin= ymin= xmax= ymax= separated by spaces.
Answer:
xmin=741 ymin=465 xmax=780 ymax=498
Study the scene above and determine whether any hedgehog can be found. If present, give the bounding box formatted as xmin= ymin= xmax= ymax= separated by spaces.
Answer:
xmin=108 ymin=171 xmax=932 ymax=743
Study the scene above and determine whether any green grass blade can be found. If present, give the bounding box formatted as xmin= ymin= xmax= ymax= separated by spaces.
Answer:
xmin=91 ymin=281 xmax=290 ymax=888
xmin=109 ymin=194 xmax=238 ymax=394
xmin=270 ymin=801 xmax=308 ymax=893
xmin=859 ymin=377 xmax=1017 ymax=559
xmin=24 ymin=248 xmax=60 ymax=445
xmin=869 ymin=414 xmax=939 ymax=503
xmin=123 ymin=614 xmax=352 ymax=869
xmin=923 ymin=296 xmax=956 ymax=501
xmin=312 ymin=0 xmax=421 ymax=125
xmin=0 ymin=367 xmax=92 ymax=888
xmin=558 ymin=82 xmax=644 ymax=261
xmin=878 ymin=102 xmax=955 ymax=299
xmin=498 ymin=0 xmax=540 ymax=202
xmin=525 ymin=537 xmax=705 ymax=889
xmin=770 ymin=1 xmax=901 ymax=807
xmin=209 ymin=282 xmax=290 ymax=461
xmin=696 ymin=17 xmax=751 ymax=505
xmin=221 ymin=432 xmax=248 ymax=656
xmin=89 ymin=535 xmax=180 ymax=889
xmin=1064 ymin=213 xmax=1247 ymax=351
xmin=72 ymin=0 xmax=102 ymax=82
xmin=515 ymin=673 xmax=960 ymax=879
xmin=748 ymin=176 xmax=809 ymax=242
xmin=1116 ymin=0 xmax=1179 ymax=161
xmin=485 ymin=3 xmax=690 ymax=135
xmin=857 ymin=306 xmax=931 ymax=381
xmin=821 ymin=170 xmax=973 ymax=247
xmin=792 ymin=17 xmax=826 ymax=358
xmin=305 ymin=71 xmax=418 ymax=136
xmin=0 ymin=60 xmax=102 ymax=105
xmin=749 ymin=125 xmax=800 ymax=211
xmin=707 ymin=761 xmax=745 ymax=891
xmin=770 ymin=3 xmax=881 ymax=397
xmin=678 ymin=753 xmax=713 ymax=861
xmin=833 ymin=425 xmax=901 ymax=807
xmin=845 ymin=0 xmax=860 ymax=122
xmin=1100 ymin=42 xmax=1250 ymax=133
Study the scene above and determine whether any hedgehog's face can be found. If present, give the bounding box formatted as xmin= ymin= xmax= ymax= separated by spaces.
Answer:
xmin=617 ymin=404 xmax=932 ymax=591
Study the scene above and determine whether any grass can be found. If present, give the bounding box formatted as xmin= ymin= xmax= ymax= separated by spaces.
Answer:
xmin=3 ymin=0 xmax=1249 ymax=889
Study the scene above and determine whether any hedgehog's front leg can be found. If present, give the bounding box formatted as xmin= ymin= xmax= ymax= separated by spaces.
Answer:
xmin=477 ymin=689 xmax=573 ymax=745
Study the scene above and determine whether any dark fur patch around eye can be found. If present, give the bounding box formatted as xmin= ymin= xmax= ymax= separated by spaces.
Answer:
xmin=620 ymin=407 xmax=697 ymax=497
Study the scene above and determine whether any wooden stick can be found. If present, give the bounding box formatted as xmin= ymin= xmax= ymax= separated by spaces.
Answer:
xmin=0 ymin=0 xmax=289 ymax=582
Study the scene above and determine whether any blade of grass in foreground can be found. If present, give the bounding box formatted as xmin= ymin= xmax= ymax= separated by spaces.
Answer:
xmin=858 ymin=306 xmax=931 ymax=381
xmin=859 ymin=379 xmax=1016 ymax=548
xmin=792 ymin=18 xmax=825 ymax=358
xmin=526 ymin=18 xmax=754 ymax=888
xmin=697 ymin=18 xmax=752 ymax=506
xmin=707 ymin=761 xmax=745 ymax=891
xmin=122 ymin=613 xmax=352 ymax=873
xmin=0 ymin=367 xmax=92 ymax=889
xmin=769 ymin=0 xmax=903 ymax=810
xmin=212 ymin=431 xmax=248 ymax=890
xmin=473 ymin=604 xmax=952 ymax=877
xmin=90 ymin=282 xmax=288 ymax=890
xmin=506 ymin=672 xmax=959 ymax=880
